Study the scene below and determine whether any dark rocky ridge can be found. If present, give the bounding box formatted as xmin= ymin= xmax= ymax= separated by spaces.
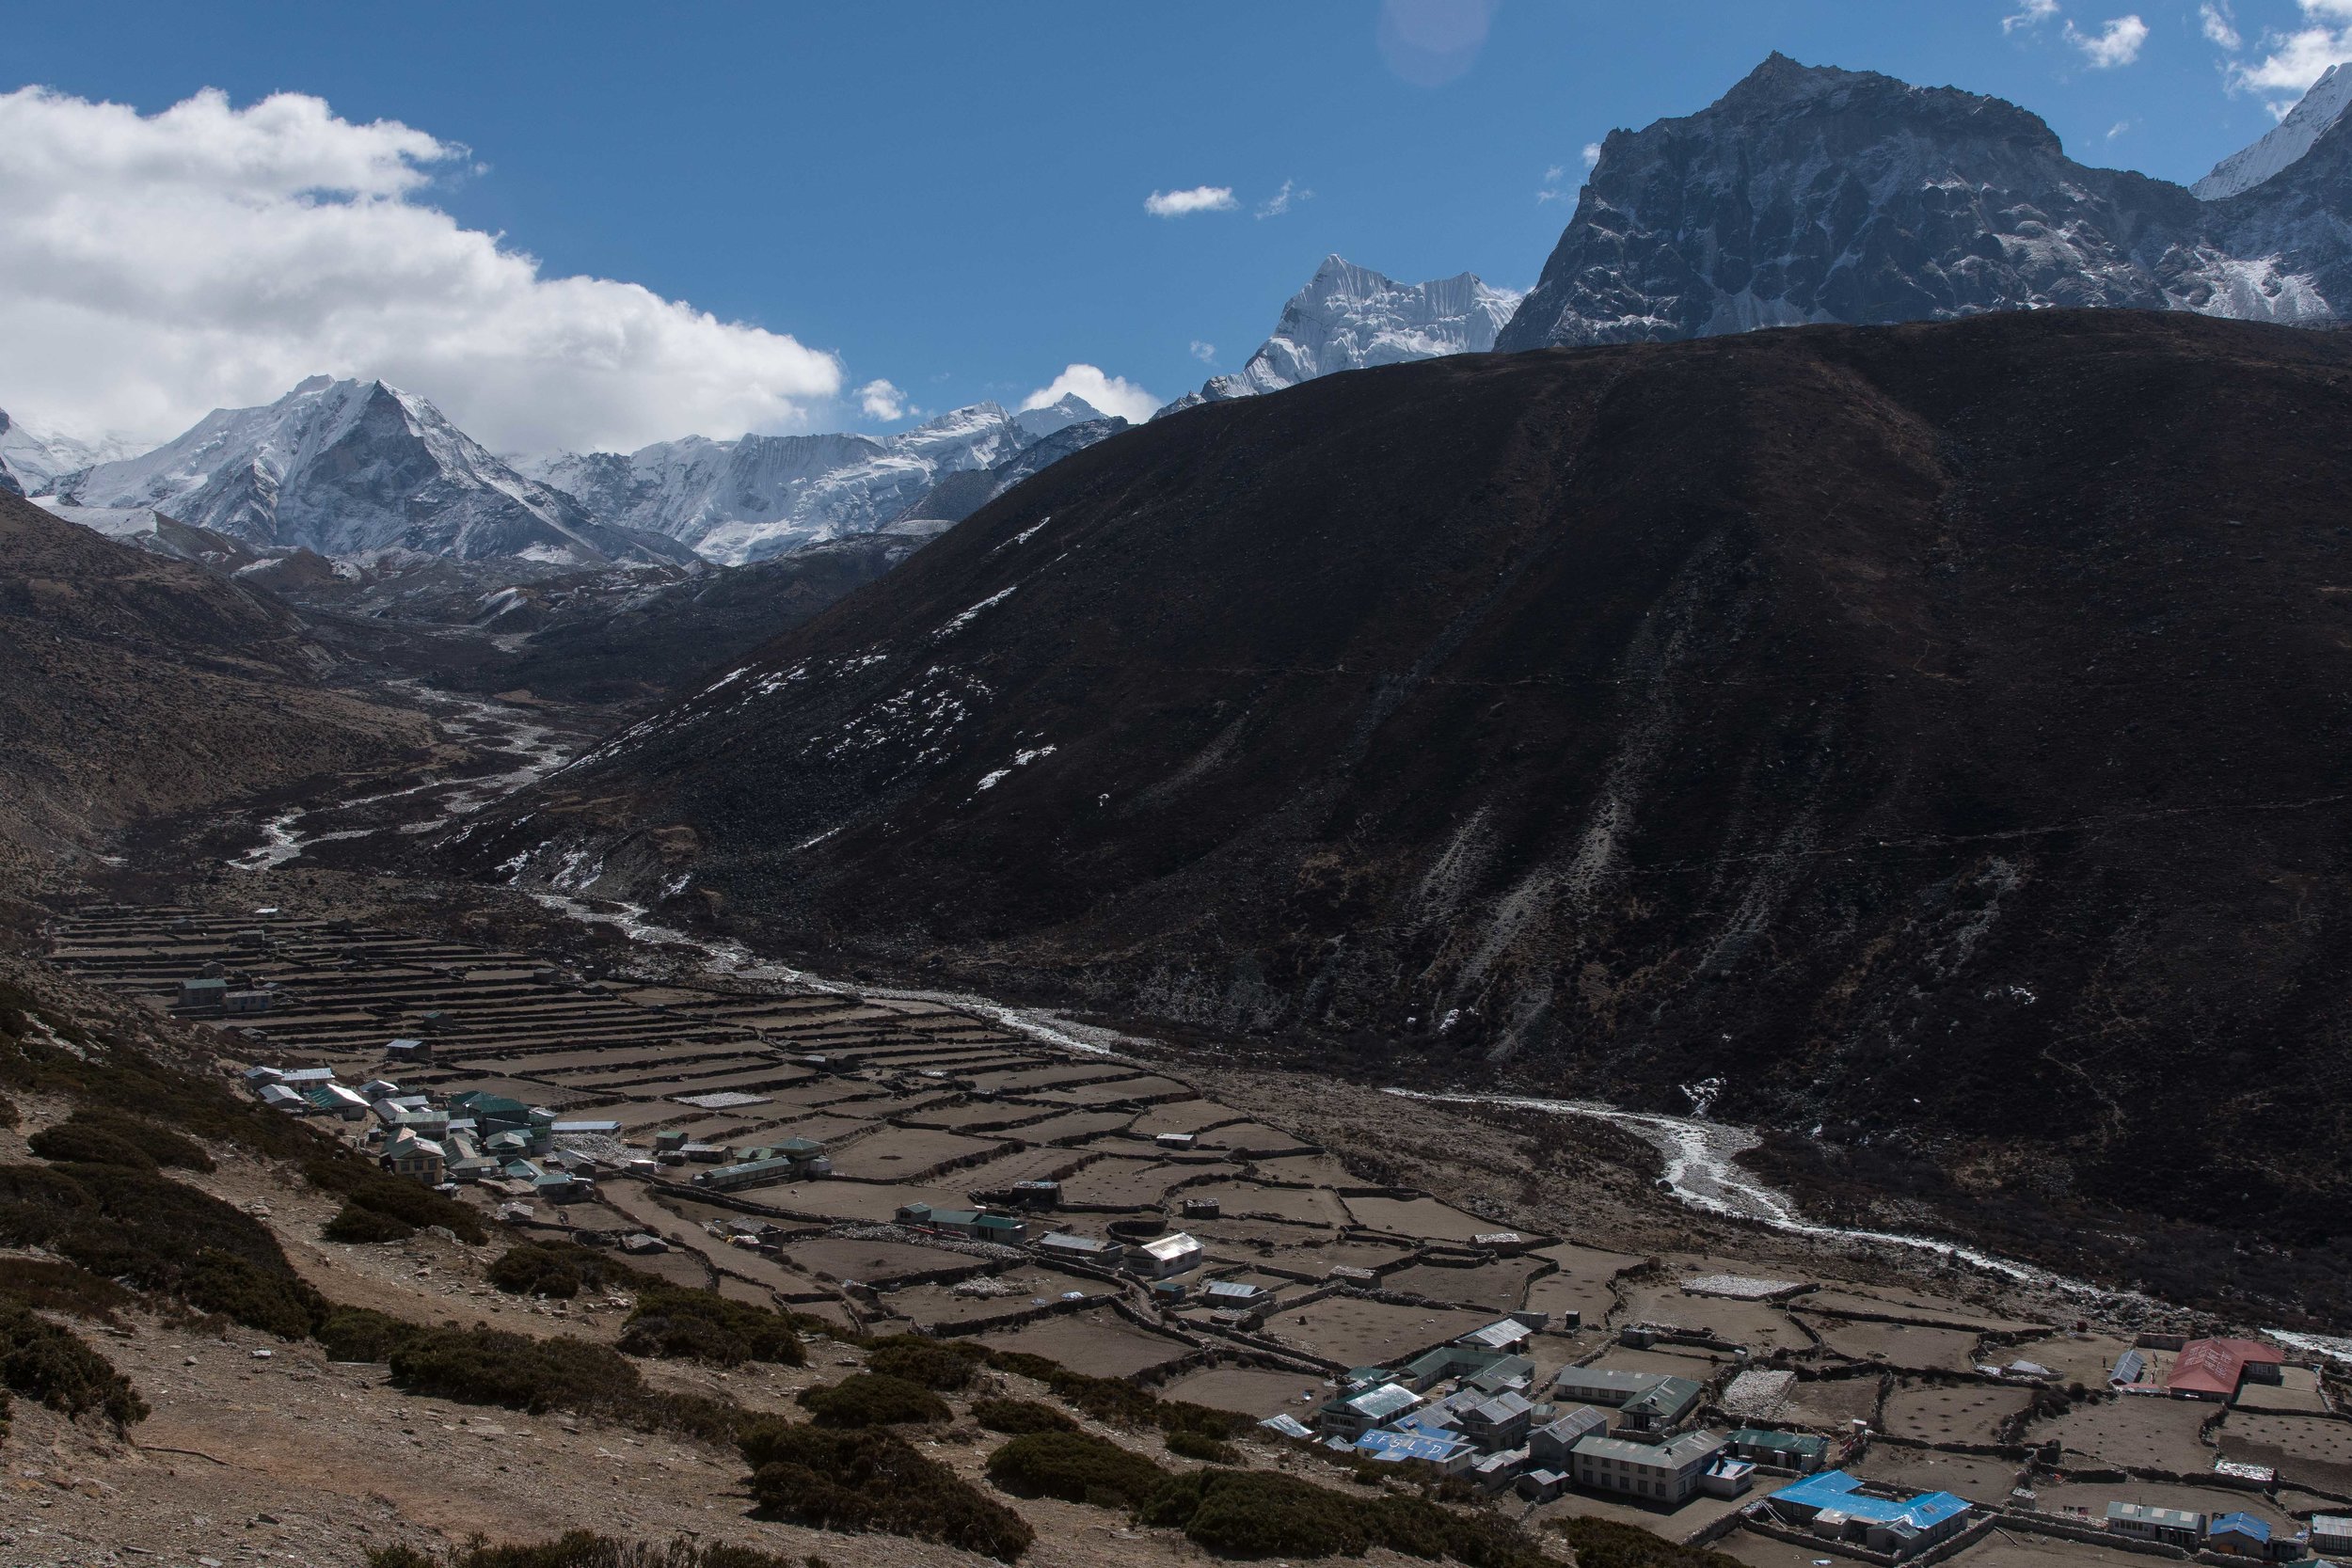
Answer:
xmin=470 ymin=309 xmax=2352 ymax=1275
xmin=0 ymin=491 xmax=428 ymax=894
xmin=1499 ymin=54 xmax=2339 ymax=351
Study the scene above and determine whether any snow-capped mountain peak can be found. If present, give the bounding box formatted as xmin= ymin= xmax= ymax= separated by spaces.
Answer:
xmin=50 ymin=377 xmax=691 ymax=565
xmin=0 ymin=408 xmax=138 ymax=497
xmin=2194 ymin=63 xmax=2352 ymax=200
xmin=1165 ymin=254 xmax=1521 ymax=415
xmin=1012 ymin=393 xmax=1108 ymax=441
xmin=524 ymin=399 xmax=1069 ymax=565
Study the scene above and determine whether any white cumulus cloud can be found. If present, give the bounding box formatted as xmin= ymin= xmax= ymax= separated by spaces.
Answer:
xmin=1144 ymin=185 xmax=1237 ymax=218
xmin=856 ymin=379 xmax=907 ymax=420
xmin=1022 ymin=364 xmax=1158 ymax=425
xmin=0 ymin=85 xmax=845 ymax=455
xmin=1256 ymin=178 xmax=1311 ymax=218
xmin=1582 ymin=141 xmax=1604 ymax=167
xmin=2224 ymin=1 xmax=2352 ymax=110
xmin=1189 ymin=341 xmax=1217 ymax=364
xmin=2003 ymin=0 xmax=2061 ymax=34
xmin=2066 ymin=13 xmax=2150 ymax=67
xmin=2201 ymin=1 xmax=2243 ymax=50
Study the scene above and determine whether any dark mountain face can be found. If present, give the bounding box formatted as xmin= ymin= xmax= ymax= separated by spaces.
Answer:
xmin=0 ymin=492 xmax=426 ymax=891
xmin=470 ymin=309 xmax=2352 ymax=1272
xmin=1498 ymin=54 xmax=2334 ymax=351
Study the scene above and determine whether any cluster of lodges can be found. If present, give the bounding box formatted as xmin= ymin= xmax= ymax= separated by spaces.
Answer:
xmin=2104 ymin=1504 xmax=2339 ymax=1561
xmin=1294 ymin=1314 xmax=1833 ymax=1512
xmin=2111 ymin=1337 xmax=2290 ymax=1402
xmin=240 ymin=1053 xmax=680 ymax=1204
xmin=231 ymin=1022 xmax=843 ymax=1208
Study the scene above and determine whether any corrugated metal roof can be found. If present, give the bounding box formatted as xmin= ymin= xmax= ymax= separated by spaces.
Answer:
xmin=1574 ymin=1429 xmax=1725 ymax=1466
xmin=2168 ymin=1338 xmax=2284 ymax=1395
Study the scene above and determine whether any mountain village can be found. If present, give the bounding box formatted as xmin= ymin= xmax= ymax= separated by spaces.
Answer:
xmin=28 ymin=901 xmax=2352 ymax=1568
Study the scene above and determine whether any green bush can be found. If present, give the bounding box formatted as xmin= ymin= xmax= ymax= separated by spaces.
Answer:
xmin=54 ymin=1108 xmax=215 ymax=1171
xmin=1166 ymin=1428 xmax=1241 ymax=1464
xmin=619 ymin=1289 xmax=803 ymax=1367
xmin=985 ymin=1431 xmax=1169 ymax=1512
xmin=365 ymin=1533 xmax=809 ymax=1568
xmin=865 ymin=1333 xmax=986 ymax=1390
xmin=971 ymin=1398 xmax=1077 ymax=1435
xmin=333 ymin=1176 xmax=485 ymax=1244
xmin=325 ymin=1201 xmax=417 ymax=1243
xmin=1547 ymin=1518 xmax=1741 ymax=1568
xmin=487 ymin=1241 xmax=660 ymax=1300
xmin=382 ymin=1323 xmax=744 ymax=1441
xmin=316 ymin=1306 xmax=427 ymax=1363
xmin=389 ymin=1325 xmax=644 ymax=1415
xmin=984 ymin=1348 xmax=1249 ymax=1438
xmin=0 ymin=1161 xmax=326 ymax=1337
xmin=0 ymin=1259 xmax=137 ymax=1324
xmin=739 ymin=1422 xmax=1033 ymax=1562
xmin=795 ymin=1372 xmax=950 ymax=1428
xmin=26 ymin=1123 xmax=159 ymax=1170
xmin=1141 ymin=1468 xmax=1556 ymax=1567
xmin=0 ymin=1301 xmax=148 ymax=1434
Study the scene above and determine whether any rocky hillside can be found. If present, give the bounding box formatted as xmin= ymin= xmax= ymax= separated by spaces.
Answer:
xmin=1498 ymin=54 xmax=2338 ymax=351
xmin=0 ymin=491 xmax=427 ymax=891
xmin=471 ymin=309 xmax=2352 ymax=1259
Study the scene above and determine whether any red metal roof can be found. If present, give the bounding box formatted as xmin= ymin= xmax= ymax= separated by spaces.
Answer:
xmin=2165 ymin=1338 xmax=2283 ymax=1396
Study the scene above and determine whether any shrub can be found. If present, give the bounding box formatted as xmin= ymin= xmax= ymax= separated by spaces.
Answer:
xmin=983 ymin=1348 xmax=1250 ymax=1438
xmin=365 ymin=1533 xmax=809 ymax=1568
xmin=333 ymin=1176 xmax=485 ymax=1244
xmin=0 ymin=1301 xmax=148 ymax=1433
xmin=26 ymin=1123 xmax=158 ymax=1170
xmin=971 ymin=1398 xmax=1077 ymax=1435
xmin=1547 ymin=1518 xmax=1740 ymax=1568
xmin=619 ymin=1289 xmax=803 ymax=1368
xmin=1142 ymin=1468 xmax=1556 ymax=1567
xmin=325 ymin=1202 xmax=417 ymax=1243
xmin=1166 ymin=1428 xmax=1241 ymax=1464
xmin=739 ymin=1422 xmax=1032 ymax=1562
xmin=865 ymin=1333 xmax=986 ymax=1390
xmin=54 ymin=1108 xmax=215 ymax=1171
xmin=795 ymin=1372 xmax=950 ymax=1428
xmin=0 ymin=1161 xmax=326 ymax=1337
xmin=382 ymin=1323 xmax=745 ymax=1440
xmin=315 ymin=1306 xmax=427 ymax=1363
xmin=1142 ymin=1468 xmax=1376 ymax=1558
xmin=389 ymin=1325 xmax=644 ymax=1415
xmin=985 ymin=1431 xmax=1169 ymax=1512
xmin=0 ymin=1259 xmax=137 ymax=1324
xmin=487 ymin=1241 xmax=660 ymax=1300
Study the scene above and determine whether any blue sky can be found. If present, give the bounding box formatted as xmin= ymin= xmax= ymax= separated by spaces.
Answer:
xmin=1 ymin=1 xmax=2343 ymax=451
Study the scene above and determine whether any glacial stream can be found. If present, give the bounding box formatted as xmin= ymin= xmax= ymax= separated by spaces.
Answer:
xmin=222 ymin=684 xmax=2352 ymax=1361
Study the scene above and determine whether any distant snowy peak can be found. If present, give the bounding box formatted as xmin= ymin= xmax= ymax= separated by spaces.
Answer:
xmin=1168 ymin=255 xmax=1521 ymax=415
xmin=53 ymin=377 xmax=689 ymax=565
xmin=1012 ymin=393 xmax=1108 ymax=441
xmin=527 ymin=400 xmax=1095 ymax=565
xmin=0 ymin=408 xmax=133 ymax=496
xmin=2195 ymin=64 xmax=2352 ymax=200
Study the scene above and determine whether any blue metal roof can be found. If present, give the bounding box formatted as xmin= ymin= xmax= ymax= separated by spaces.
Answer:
xmin=1356 ymin=1430 xmax=1469 ymax=1463
xmin=2212 ymin=1513 xmax=2270 ymax=1543
xmin=1769 ymin=1471 xmax=1968 ymax=1528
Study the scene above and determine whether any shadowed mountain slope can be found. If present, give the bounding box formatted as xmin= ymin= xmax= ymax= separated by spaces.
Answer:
xmin=0 ymin=491 xmax=427 ymax=889
xmin=473 ymin=309 xmax=2352 ymax=1254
